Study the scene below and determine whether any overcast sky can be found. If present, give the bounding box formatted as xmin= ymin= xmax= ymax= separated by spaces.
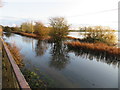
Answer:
xmin=0 ymin=0 xmax=119 ymax=29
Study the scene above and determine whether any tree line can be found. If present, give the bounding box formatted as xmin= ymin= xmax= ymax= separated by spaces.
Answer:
xmin=2 ymin=17 xmax=70 ymax=40
xmin=1 ymin=17 xmax=117 ymax=45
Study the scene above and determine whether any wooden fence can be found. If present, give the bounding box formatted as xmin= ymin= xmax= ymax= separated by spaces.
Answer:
xmin=1 ymin=38 xmax=31 ymax=89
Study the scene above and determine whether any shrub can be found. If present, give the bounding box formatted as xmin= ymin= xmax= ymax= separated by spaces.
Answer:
xmin=80 ymin=26 xmax=117 ymax=45
xmin=3 ymin=26 xmax=12 ymax=32
xmin=34 ymin=22 xmax=49 ymax=37
xmin=20 ymin=22 xmax=34 ymax=33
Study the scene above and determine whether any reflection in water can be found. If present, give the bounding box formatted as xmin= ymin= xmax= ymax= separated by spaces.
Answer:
xmin=49 ymin=41 xmax=70 ymax=70
xmin=4 ymin=32 xmax=14 ymax=38
xmin=35 ymin=40 xmax=48 ymax=56
xmin=22 ymin=36 xmax=34 ymax=44
xmin=67 ymin=45 xmax=119 ymax=68
xmin=3 ymin=33 xmax=118 ymax=88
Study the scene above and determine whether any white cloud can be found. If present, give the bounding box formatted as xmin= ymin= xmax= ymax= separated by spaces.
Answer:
xmin=1 ymin=0 xmax=119 ymax=29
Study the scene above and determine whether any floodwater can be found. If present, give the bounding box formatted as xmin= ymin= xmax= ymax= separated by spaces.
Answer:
xmin=3 ymin=32 xmax=118 ymax=88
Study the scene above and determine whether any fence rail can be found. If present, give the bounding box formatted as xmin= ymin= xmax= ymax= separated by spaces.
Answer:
xmin=1 ymin=38 xmax=31 ymax=89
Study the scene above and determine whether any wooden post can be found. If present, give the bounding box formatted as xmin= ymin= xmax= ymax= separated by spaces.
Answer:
xmin=1 ymin=38 xmax=31 ymax=89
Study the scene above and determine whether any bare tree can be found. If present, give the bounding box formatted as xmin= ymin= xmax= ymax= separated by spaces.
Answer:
xmin=49 ymin=17 xmax=70 ymax=41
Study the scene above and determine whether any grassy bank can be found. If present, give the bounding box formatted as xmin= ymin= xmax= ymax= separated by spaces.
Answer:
xmin=65 ymin=36 xmax=79 ymax=40
xmin=12 ymin=31 xmax=38 ymax=38
xmin=6 ymin=43 xmax=24 ymax=67
xmin=65 ymin=41 xmax=120 ymax=57
xmin=12 ymin=31 xmax=79 ymax=41
xmin=12 ymin=31 xmax=51 ymax=40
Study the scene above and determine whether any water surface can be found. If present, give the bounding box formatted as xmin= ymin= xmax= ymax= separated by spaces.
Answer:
xmin=3 ymin=33 xmax=118 ymax=88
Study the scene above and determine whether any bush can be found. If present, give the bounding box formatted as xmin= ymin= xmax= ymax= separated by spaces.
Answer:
xmin=11 ymin=27 xmax=20 ymax=31
xmin=34 ymin=22 xmax=49 ymax=37
xmin=3 ymin=26 xmax=12 ymax=32
xmin=80 ymin=26 xmax=117 ymax=45
xmin=20 ymin=22 xmax=34 ymax=33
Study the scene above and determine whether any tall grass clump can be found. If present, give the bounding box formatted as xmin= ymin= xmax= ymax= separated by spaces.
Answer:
xmin=65 ymin=41 xmax=120 ymax=57
xmin=6 ymin=43 xmax=24 ymax=67
xmin=65 ymin=42 xmax=119 ymax=66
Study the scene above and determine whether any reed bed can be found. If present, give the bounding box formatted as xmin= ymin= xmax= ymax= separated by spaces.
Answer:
xmin=12 ymin=31 xmax=51 ymax=40
xmin=66 ymin=43 xmax=119 ymax=67
xmin=65 ymin=41 xmax=120 ymax=57
xmin=65 ymin=36 xmax=79 ymax=40
xmin=12 ymin=31 xmax=81 ymax=41
xmin=6 ymin=43 xmax=24 ymax=67
xmin=12 ymin=31 xmax=38 ymax=38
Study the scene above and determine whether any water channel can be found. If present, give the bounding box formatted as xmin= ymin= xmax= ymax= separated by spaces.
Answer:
xmin=3 ymin=32 xmax=118 ymax=88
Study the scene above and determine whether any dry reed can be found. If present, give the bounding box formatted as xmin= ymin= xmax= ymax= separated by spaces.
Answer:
xmin=6 ymin=43 xmax=24 ymax=67
xmin=65 ymin=41 xmax=120 ymax=56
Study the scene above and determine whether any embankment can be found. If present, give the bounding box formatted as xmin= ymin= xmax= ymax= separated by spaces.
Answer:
xmin=11 ymin=31 xmax=51 ymax=40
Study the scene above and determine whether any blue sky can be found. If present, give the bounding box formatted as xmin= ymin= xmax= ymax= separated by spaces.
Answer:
xmin=0 ymin=0 xmax=119 ymax=29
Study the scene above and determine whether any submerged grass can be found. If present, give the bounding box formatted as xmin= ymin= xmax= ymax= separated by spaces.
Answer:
xmin=22 ymin=69 xmax=47 ymax=88
xmin=21 ymin=69 xmax=57 ymax=88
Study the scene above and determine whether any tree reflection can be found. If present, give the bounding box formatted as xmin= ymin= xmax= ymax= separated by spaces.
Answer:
xmin=67 ymin=46 xmax=120 ymax=68
xmin=22 ymin=37 xmax=33 ymax=44
xmin=4 ymin=32 xmax=13 ymax=38
xmin=49 ymin=41 xmax=69 ymax=70
xmin=35 ymin=40 xmax=48 ymax=56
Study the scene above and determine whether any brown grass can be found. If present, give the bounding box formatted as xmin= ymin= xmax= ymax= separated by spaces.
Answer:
xmin=65 ymin=36 xmax=79 ymax=40
xmin=6 ymin=43 xmax=24 ymax=67
xmin=12 ymin=31 xmax=80 ymax=41
xmin=65 ymin=41 xmax=120 ymax=56
xmin=12 ymin=31 xmax=52 ymax=40
xmin=12 ymin=31 xmax=38 ymax=38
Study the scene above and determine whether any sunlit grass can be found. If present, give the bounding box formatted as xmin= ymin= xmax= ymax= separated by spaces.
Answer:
xmin=65 ymin=41 xmax=120 ymax=56
xmin=6 ymin=43 xmax=24 ymax=67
